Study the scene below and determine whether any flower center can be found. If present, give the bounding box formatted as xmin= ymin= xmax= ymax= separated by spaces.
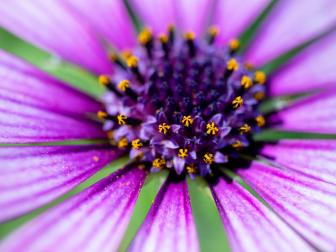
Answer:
xmin=98 ymin=25 xmax=267 ymax=178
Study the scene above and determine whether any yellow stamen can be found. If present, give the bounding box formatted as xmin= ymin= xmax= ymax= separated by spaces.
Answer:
xmin=178 ymin=148 xmax=188 ymax=158
xmin=152 ymin=158 xmax=166 ymax=169
xmin=97 ymin=111 xmax=107 ymax=119
xmin=131 ymin=139 xmax=143 ymax=150
xmin=256 ymin=115 xmax=266 ymax=127
xmin=126 ymin=55 xmax=138 ymax=68
xmin=184 ymin=31 xmax=195 ymax=41
xmin=107 ymin=131 xmax=114 ymax=139
xmin=118 ymin=80 xmax=130 ymax=92
xmin=232 ymin=96 xmax=244 ymax=109
xmin=206 ymin=122 xmax=219 ymax=135
xmin=254 ymin=71 xmax=267 ymax=84
xmin=158 ymin=123 xmax=170 ymax=134
xmin=168 ymin=24 xmax=175 ymax=33
xmin=232 ymin=140 xmax=243 ymax=149
xmin=244 ymin=62 xmax=254 ymax=70
xmin=254 ymin=91 xmax=266 ymax=101
xmin=118 ymin=137 xmax=128 ymax=148
xmin=108 ymin=52 xmax=118 ymax=62
xmin=117 ymin=114 xmax=127 ymax=125
xmin=241 ymin=75 xmax=253 ymax=89
xmin=122 ymin=50 xmax=132 ymax=60
xmin=239 ymin=124 xmax=251 ymax=134
xmin=203 ymin=153 xmax=214 ymax=165
xmin=159 ymin=34 xmax=168 ymax=44
xmin=181 ymin=115 xmax=193 ymax=127
xmin=208 ymin=25 xmax=219 ymax=37
xmin=138 ymin=27 xmax=152 ymax=45
xmin=186 ymin=164 xmax=197 ymax=174
xmin=227 ymin=58 xmax=239 ymax=71
xmin=229 ymin=39 xmax=240 ymax=51
xmin=98 ymin=75 xmax=110 ymax=86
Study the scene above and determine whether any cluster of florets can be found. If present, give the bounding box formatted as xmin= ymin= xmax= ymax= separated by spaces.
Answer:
xmin=97 ymin=25 xmax=266 ymax=177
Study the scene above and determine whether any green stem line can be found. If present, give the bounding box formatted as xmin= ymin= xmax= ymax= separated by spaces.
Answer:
xmin=0 ymin=139 xmax=109 ymax=147
xmin=254 ymin=130 xmax=336 ymax=141
xmin=124 ymin=0 xmax=143 ymax=33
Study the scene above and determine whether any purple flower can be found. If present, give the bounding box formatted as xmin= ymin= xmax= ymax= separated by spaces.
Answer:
xmin=0 ymin=0 xmax=336 ymax=252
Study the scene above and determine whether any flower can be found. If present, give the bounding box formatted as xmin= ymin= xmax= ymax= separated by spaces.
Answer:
xmin=0 ymin=1 xmax=336 ymax=252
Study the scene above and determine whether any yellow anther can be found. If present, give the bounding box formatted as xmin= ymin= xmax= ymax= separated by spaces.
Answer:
xmin=232 ymin=140 xmax=243 ymax=149
xmin=227 ymin=58 xmax=239 ymax=71
xmin=122 ymin=50 xmax=132 ymax=60
xmin=97 ymin=111 xmax=107 ymax=119
xmin=208 ymin=25 xmax=219 ymax=37
xmin=184 ymin=31 xmax=195 ymax=41
xmin=108 ymin=52 xmax=118 ymax=61
xmin=152 ymin=158 xmax=166 ymax=169
xmin=232 ymin=96 xmax=244 ymax=109
xmin=178 ymin=148 xmax=188 ymax=158
xmin=254 ymin=91 xmax=266 ymax=101
xmin=132 ymin=139 xmax=143 ymax=150
xmin=186 ymin=164 xmax=197 ymax=174
xmin=203 ymin=153 xmax=214 ymax=165
xmin=158 ymin=123 xmax=170 ymax=134
xmin=107 ymin=131 xmax=114 ymax=139
xmin=239 ymin=124 xmax=251 ymax=134
xmin=181 ymin=115 xmax=193 ymax=127
xmin=159 ymin=34 xmax=168 ymax=44
xmin=117 ymin=114 xmax=127 ymax=125
xmin=241 ymin=75 xmax=253 ymax=89
xmin=229 ymin=39 xmax=240 ymax=51
xmin=98 ymin=75 xmax=110 ymax=86
xmin=118 ymin=80 xmax=130 ymax=92
xmin=206 ymin=122 xmax=219 ymax=135
xmin=118 ymin=137 xmax=128 ymax=148
xmin=138 ymin=27 xmax=152 ymax=45
xmin=168 ymin=24 xmax=175 ymax=33
xmin=126 ymin=55 xmax=139 ymax=68
xmin=244 ymin=62 xmax=254 ymax=70
xmin=256 ymin=115 xmax=266 ymax=127
xmin=254 ymin=71 xmax=267 ymax=84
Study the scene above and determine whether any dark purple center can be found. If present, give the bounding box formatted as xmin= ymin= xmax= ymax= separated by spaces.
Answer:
xmin=98 ymin=26 xmax=267 ymax=178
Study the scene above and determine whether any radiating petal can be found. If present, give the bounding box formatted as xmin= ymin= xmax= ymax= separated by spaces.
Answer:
xmin=0 ymin=0 xmax=111 ymax=73
xmin=238 ymin=163 xmax=336 ymax=252
xmin=245 ymin=0 xmax=336 ymax=66
xmin=0 ymin=145 xmax=121 ymax=221
xmin=262 ymin=140 xmax=336 ymax=185
xmin=63 ymin=0 xmax=136 ymax=49
xmin=269 ymin=32 xmax=336 ymax=95
xmin=0 ymin=166 xmax=145 ymax=252
xmin=211 ymin=178 xmax=313 ymax=252
xmin=272 ymin=91 xmax=336 ymax=133
xmin=130 ymin=179 xmax=199 ymax=252
xmin=213 ymin=0 xmax=270 ymax=44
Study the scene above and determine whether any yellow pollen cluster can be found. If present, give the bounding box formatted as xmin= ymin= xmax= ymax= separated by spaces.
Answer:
xmin=254 ymin=71 xmax=267 ymax=84
xmin=229 ymin=39 xmax=240 ymax=51
xmin=184 ymin=31 xmax=195 ymax=40
xmin=239 ymin=124 xmax=251 ymax=134
xmin=232 ymin=140 xmax=243 ymax=149
xmin=126 ymin=55 xmax=139 ymax=68
xmin=206 ymin=122 xmax=219 ymax=135
xmin=117 ymin=114 xmax=127 ymax=125
xmin=152 ymin=158 xmax=166 ymax=169
xmin=98 ymin=75 xmax=110 ymax=86
xmin=203 ymin=153 xmax=214 ymax=164
xmin=97 ymin=111 xmax=107 ymax=119
xmin=159 ymin=34 xmax=168 ymax=44
xmin=208 ymin=26 xmax=219 ymax=37
xmin=254 ymin=91 xmax=266 ymax=101
xmin=256 ymin=115 xmax=266 ymax=127
xmin=131 ymin=139 xmax=143 ymax=150
xmin=118 ymin=137 xmax=128 ymax=148
xmin=232 ymin=96 xmax=244 ymax=108
xmin=158 ymin=123 xmax=170 ymax=134
xmin=227 ymin=58 xmax=239 ymax=71
xmin=241 ymin=75 xmax=253 ymax=89
xmin=181 ymin=115 xmax=193 ymax=127
xmin=118 ymin=80 xmax=130 ymax=92
xmin=138 ymin=28 xmax=152 ymax=45
xmin=186 ymin=164 xmax=197 ymax=174
xmin=178 ymin=148 xmax=188 ymax=158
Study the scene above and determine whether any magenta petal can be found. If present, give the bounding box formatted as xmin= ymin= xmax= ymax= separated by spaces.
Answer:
xmin=272 ymin=91 xmax=336 ymax=133
xmin=238 ymin=163 xmax=336 ymax=251
xmin=0 ymin=146 xmax=122 ymax=221
xmin=269 ymin=32 xmax=336 ymax=95
xmin=262 ymin=140 xmax=336 ymax=184
xmin=63 ymin=0 xmax=136 ymax=49
xmin=211 ymin=179 xmax=313 ymax=252
xmin=130 ymin=179 xmax=199 ymax=252
xmin=214 ymin=0 xmax=270 ymax=44
xmin=0 ymin=0 xmax=111 ymax=73
xmin=245 ymin=0 xmax=336 ymax=66
xmin=0 ymin=166 xmax=145 ymax=252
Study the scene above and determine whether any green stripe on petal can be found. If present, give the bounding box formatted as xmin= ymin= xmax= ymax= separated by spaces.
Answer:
xmin=0 ymin=27 xmax=104 ymax=99
xmin=188 ymin=177 xmax=231 ymax=252
xmin=254 ymin=130 xmax=336 ymax=141
xmin=0 ymin=139 xmax=109 ymax=147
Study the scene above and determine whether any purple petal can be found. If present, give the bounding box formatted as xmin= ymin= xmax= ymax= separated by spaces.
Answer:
xmin=130 ymin=179 xmax=199 ymax=252
xmin=211 ymin=178 xmax=314 ymax=252
xmin=0 ymin=0 xmax=111 ymax=73
xmin=262 ymin=140 xmax=336 ymax=185
xmin=271 ymin=91 xmax=336 ymax=133
xmin=214 ymin=0 xmax=270 ymax=44
xmin=238 ymin=162 xmax=336 ymax=251
xmin=0 ymin=145 xmax=122 ymax=221
xmin=63 ymin=0 xmax=136 ymax=49
xmin=269 ymin=32 xmax=336 ymax=95
xmin=0 ymin=166 xmax=146 ymax=252
xmin=245 ymin=0 xmax=336 ymax=66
